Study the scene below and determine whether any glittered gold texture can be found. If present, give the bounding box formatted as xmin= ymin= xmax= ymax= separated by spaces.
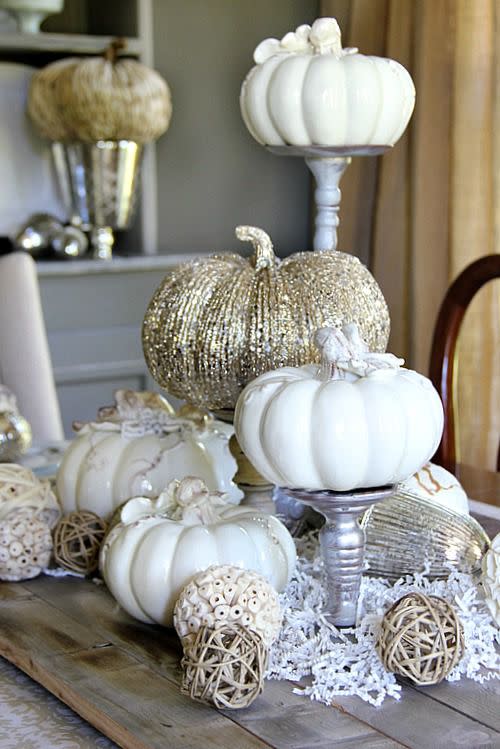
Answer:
xmin=142 ymin=230 xmax=390 ymax=411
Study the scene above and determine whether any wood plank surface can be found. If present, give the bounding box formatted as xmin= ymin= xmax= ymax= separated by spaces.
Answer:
xmin=0 ymin=577 xmax=401 ymax=749
xmin=0 ymin=587 xmax=268 ymax=749
xmin=22 ymin=576 xmax=402 ymax=748
xmin=333 ymin=687 xmax=500 ymax=749
xmin=413 ymin=678 xmax=500 ymax=734
xmin=2 ymin=574 xmax=499 ymax=749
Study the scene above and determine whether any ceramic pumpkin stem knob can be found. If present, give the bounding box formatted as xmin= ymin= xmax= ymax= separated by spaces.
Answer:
xmin=235 ymin=226 xmax=277 ymax=271
xmin=315 ymin=324 xmax=404 ymax=381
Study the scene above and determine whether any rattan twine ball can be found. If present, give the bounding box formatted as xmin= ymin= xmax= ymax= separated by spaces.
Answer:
xmin=377 ymin=592 xmax=464 ymax=685
xmin=181 ymin=624 xmax=267 ymax=709
xmin=28 ymin=41 xmax=172 ymax=144
xmin=53 ymin=511 xmax=107 ymax=575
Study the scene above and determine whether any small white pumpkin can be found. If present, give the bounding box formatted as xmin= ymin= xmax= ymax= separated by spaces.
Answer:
xmin=56 ymin=390 xmax=242 ymax=519
xmin=240 ymin=17 xmax=415 ymax=148
xmin=234 ymin=324 xmax=443 ymax=491
xmin=100 ymin=477 xmax=296 ymax=626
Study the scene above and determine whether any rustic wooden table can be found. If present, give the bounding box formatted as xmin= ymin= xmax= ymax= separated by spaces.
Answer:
xmin=0 ymin=464 xmax=498 ymax=749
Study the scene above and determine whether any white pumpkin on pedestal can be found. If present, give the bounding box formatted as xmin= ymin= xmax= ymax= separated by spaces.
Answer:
xmin=240 ymin=17 xmax=415 ymax=148
xmin=235 ymin=324 xmax=444 ymax=491
xmin=56 ymin=390 xmax=242 ymax=519
xmin=100 ymin=477 xmax=296 ymax=626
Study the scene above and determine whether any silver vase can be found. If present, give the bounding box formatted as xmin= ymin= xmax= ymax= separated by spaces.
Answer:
xmin=52 ymin=140 xmax=143 ymax=260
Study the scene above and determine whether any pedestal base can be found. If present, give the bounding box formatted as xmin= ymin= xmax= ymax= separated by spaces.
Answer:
xmin=286 ymin=485 xmax=396 ymax=627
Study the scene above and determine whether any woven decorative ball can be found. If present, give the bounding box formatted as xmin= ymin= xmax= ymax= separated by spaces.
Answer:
xmin=181 ymin=624 xmax=267 ymax=709
xmin=28 ymin=40 xmax=172 ymax=144
xmin=377 ymin=592 xmax=464 ymax=685
xmin=0 ymin=464 xmax=60 ymax=528
xmin=0 ymin=509 xmax=52 ymax=581
xmin=142 ymin=224 xmax=390 ymax=412
xmin=53 ymin=511 xmax=107 ymax=575
xmin=174 ymin=564 xmax=282 ymax=647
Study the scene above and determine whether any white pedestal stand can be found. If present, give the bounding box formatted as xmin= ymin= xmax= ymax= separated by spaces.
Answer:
xmin=267 ymin=145 xmax=390 ymax=252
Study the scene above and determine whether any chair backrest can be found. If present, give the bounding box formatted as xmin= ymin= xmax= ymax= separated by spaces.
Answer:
xmin=429 ymin=254 xmax=500 ymax=472
xmin=0 ymin=252 xmax=63 ymax=442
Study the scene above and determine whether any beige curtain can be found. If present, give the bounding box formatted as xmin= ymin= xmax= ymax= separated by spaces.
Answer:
xmin=321 ymin=0 xmax=500 ymax=470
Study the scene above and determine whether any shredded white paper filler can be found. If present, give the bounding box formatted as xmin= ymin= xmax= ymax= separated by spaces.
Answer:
xmin=268 ymin=533 xmax=500 ymax=706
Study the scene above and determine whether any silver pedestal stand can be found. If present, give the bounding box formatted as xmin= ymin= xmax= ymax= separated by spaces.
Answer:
xmin=286 ymin=485 xmax=396 ymax=627
xmin=267 ymin=145 xmax=390 ymax=252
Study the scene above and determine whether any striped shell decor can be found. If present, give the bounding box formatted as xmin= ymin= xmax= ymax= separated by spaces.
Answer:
xmin=362 ymin=488 xmax=489 ymax=580
xmin=28 ymin=39 xmax=172 ymax=144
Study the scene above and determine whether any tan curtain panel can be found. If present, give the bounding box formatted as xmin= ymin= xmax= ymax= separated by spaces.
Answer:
xmin=320 ymin=0 xmax=500 ymax=470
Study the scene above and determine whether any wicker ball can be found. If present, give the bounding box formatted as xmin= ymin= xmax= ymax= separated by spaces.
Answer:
xmin=181 ymin=624 xmax=267 ymax=709
xmin=0 ymin=464 xmax=60 ymax=528
xmin=174 ymin=564 xmax=282 ymax=647
xmin=0 ymin=509 xmax=52 ymax=581
xmin=28 ymin=41 xmax=172 ymax=144
xmin=377 ymin=592 xmax=464 ymax=685
xmin=53 ymin=511 xmax=107 ymax=575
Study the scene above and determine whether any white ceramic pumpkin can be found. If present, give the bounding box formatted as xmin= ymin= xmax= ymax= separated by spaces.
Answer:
xmin=56 ymin=390 xmax=242 ymax=519
xmin=234 ymin=324 xmax=444 ymax=491
xmin=240 ymin=17 xmax=415 ymax=148
xmin=100 ymin=477 xmax=296 ymax=626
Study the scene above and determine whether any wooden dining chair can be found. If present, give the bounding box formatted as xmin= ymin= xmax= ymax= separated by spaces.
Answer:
xmin=0 ymin=252 xmax=63 ymax=442
xmin=429 ymin=254 xmax=500 ymax=473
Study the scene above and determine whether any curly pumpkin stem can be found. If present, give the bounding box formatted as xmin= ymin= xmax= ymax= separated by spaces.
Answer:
xmin=235 ymin=225 xmax=277 ymax=271
xmin=103 ymin=38 xmax=127 ymax=63
xmin=315 ymin=326 xmax=352 ymax=380
xmin=315 ymin=324 xmax=404 ymax=380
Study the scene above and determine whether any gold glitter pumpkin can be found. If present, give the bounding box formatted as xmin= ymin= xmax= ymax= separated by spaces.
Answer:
xmin=142 ymin=226 xmax=390 ymax=411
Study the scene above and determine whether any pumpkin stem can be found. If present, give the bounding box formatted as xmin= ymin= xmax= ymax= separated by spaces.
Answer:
xmin=235 ymin=226 xmax=277 ymax=271
xmin=315 ymin=324 xmax=404 ymax=380
xmin=315 ymin=326 xmax=352 ymax=380
xmin=103 ymin=38 xmax=127 ymax=63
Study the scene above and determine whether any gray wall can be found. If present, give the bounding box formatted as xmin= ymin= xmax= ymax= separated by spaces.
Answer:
xmin=153 ymin=0 xmax=319 ymax=257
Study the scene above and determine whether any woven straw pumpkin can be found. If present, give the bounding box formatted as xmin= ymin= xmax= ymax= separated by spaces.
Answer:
xmin=28 ymin=41 xmax=172 ymax=144
xmin=142 ymin=225 xmax=390 ymax=412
